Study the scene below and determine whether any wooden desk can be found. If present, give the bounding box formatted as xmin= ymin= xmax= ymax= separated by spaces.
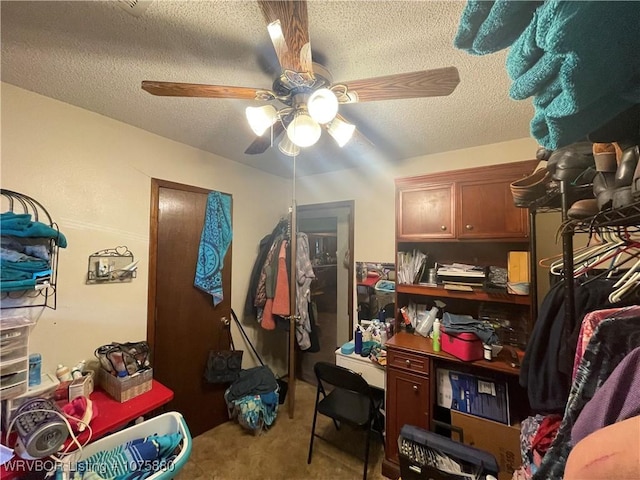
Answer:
xmin=1 ymin=379 xmax=174 ymax=479
xmin=382 ymin=332 xmax=525 ymax=479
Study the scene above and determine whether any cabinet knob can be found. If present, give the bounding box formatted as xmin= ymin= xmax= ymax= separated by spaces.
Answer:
xmin=413 ymin=385 xmax=418 ymax=392
xmin=440 ymin=225 xmax=447 ymax=231
xmin=405 ymin=359 xmax=411 ymax=366
xmin=465 ymin=224 xmax=473 ymax=230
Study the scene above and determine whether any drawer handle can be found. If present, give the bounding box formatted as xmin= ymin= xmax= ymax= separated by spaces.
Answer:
xmin=465 ymin=224 xmax=473 ymax=230
xmin=405 ymin=359 xmax=411 ymax=366
xmin=413 ymin=385 xmax=418 ymax=392
xmin=440 ymin=225 xmax=447 ymax=231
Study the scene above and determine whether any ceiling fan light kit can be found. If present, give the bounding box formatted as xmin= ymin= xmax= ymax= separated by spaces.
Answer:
xmin=327 ymin=117 xmax=356 ymax=148
xmin=307 ymin=88 xmax=339 ymax=124
xmin=246 ymin=105 xmax=278 ymax=136
xmin=278 ymin=136 xmax=301 ymax=157
xmin=286 ymin=108 xmax=322 ymax=148
xmin=141 ymin=1 xmax=461 ymax=158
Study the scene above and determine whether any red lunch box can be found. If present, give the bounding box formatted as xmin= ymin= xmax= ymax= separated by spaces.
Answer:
xmin=441 ymin=329 xmax=484 ymax=361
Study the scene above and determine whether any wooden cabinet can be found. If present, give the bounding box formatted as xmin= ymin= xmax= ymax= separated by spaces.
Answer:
xmin=385 ymin=346 xmax=430 ymax=466
xmin=384 ymin=161 xmax=537 ymax=479
xmin=396 ymin=161 xmax=536 ymax=241
xmin=457 ymin=177 xmax=529 ymax=239
xmin=397 ymin=183 xmax=455 ymax=239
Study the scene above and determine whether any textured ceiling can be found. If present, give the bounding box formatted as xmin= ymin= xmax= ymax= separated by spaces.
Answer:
xmin=1 ymin=1 xmax=534 ymax=178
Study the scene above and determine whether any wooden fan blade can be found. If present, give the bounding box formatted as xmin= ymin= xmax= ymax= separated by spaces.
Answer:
xmin=259 ymin=1 xmax=313 ymax=75
xmin=337 ymin=67 xmax=460 ymax=103
xmin=141 ymin=81 xmax=272 ymax=100
xmin=244 ymin=121 xmax=285 ymax=155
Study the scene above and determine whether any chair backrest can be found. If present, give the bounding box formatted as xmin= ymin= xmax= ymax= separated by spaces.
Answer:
xmin=314 ymin=361 xmax=372 ymax=397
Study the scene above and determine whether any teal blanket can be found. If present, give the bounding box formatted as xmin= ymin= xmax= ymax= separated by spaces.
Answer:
xmin=455 ymin=0 xmax=640 ymax=148
xmin=194 ymin=192 xmax=232 ymax=306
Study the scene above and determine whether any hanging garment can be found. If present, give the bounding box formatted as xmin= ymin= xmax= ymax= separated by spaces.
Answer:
xmin=194 ymin=191 xmax=232 ymax=306
xmin=295 ymin=232 xmax=315 ymax=350
xmin=272 ymin=240 xmax=290 ymax=316
xmin=532 ymin=316 xmax=640 ymax=480
xmin=244 ymin=220 xmax=287 ymax=315
xmin=571 ymin=345 xmax=640 ymax=447
xmin=572 ymin=305 xmax=640 ymax=381
xmin=519 ymin=278 xmax=617 ymax=413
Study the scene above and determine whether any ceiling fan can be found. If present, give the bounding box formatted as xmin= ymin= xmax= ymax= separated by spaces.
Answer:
xmin=141 ymin=0 xmax=460 ymax=157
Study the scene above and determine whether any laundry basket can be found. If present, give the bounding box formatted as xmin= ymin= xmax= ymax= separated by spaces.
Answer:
xmin=67 ymin=412 xmax=191 ymax=479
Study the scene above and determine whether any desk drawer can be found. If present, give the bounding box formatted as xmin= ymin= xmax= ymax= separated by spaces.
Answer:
xmin=387 ymin=349 xmax=429 ymax=376
xmin=336 ymin=354 xmax=385 ymax=390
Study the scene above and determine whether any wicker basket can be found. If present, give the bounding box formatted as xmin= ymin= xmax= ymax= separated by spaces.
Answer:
xmin=98 ymin=367 xmax=153 ymax=402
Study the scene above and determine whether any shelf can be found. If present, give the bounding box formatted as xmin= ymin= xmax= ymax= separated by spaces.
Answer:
xmin=396 ymin=283 xmax=530 ymax=305
xmin=1 ymin=190 xmax=61 ymax=310
xmin=568 ymin=198 xmax=640 ymax=232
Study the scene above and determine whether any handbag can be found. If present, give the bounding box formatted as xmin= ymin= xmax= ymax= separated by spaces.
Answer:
xmin=204 ymin=318 xmax=243 ymax=384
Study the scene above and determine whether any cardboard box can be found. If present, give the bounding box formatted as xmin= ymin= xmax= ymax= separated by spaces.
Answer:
xmin=508 ymin=251 xmax=530 ymax=283
xmin=437 ymin=368 xmax=510 ymax=425
xmin=451 ymin=411 xmax=521 ymax=480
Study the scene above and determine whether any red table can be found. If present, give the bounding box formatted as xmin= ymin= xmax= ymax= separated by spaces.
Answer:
xmin=1 ymin=379 xmax=174 ymax=479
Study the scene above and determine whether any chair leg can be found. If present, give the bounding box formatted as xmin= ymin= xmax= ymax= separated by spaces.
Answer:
xmin=362 ymin=424 xmax=372 ymax=480
xmin=308 ymin=390 xmax=321 ymax=464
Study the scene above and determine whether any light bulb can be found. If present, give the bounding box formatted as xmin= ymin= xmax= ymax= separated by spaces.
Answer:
xmin=278 ymin=136 xmax=300 ymax=157
xmin=287 ymin=111 xmax=321 ymax=147
xmin=327 ymin=117 xmax=355 ymax=147
xmin=307 ymin=88 xmax=339 ymax=124
xmin=246 ymin=105 xmax=277 ymax=136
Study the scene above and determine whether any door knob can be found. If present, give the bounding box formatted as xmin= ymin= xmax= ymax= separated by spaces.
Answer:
xmin=220 ymin=316 xmax=230 ymax=326
xmin=413 ymin=385 xmax=418 ymax=392
xmin=465 ymin=224 xmax=473 ymax=230
xmin=440 ymin=225 xmax=447 ymax=231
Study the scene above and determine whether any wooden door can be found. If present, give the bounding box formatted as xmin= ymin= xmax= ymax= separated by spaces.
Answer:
xmin=397 ymin=183 xmax=455 ymax=239
xmin=148 ymin=179 xmax=232 ymax=437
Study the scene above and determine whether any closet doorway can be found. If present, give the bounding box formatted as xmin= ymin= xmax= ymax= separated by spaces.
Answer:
xmin=147 ymin=179 xmax=232 ymax=437
xmin=297 ymin=201 xmax=354 ymax=384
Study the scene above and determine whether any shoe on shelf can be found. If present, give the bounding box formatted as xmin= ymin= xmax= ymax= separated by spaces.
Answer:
xmin=593 ymin=143 xmax=617 ymax=172
xmin=510 ymin=163 xmax=552 ymax=207
xmin=593 ymin=172 xmax=616 ymax=211
xmin=612 ymin=141 xmax=640 ymax=209
xmin=632 ymin=155 xmax=640 ymax=201
xmin=547 ymin=142 xmax=596 ymax=183
xmin=567 ymin=199 xmax=599 ymax=219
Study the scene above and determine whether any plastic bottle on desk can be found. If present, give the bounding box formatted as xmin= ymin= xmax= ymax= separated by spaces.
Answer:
xmin=55 ymin=364 xmax=72 ymax=382
xmin=432 ymin=318 xmax=441 ymax=352
xmin=354 ymin=326 xmax=363 ymax=354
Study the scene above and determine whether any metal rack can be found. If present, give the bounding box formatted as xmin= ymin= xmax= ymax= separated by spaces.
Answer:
xmin=0 ymin=189 xmax=60 ymax=310
xmin=556 ymin=183 xmax=640 ymax=328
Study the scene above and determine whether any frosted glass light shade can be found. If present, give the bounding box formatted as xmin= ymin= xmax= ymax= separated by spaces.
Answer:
xmin=246 ymin=105 xmax=277 ymax=136
xmin=278 ymin=136 xmax=300 ymax=157
xmin=307 ymin=88 xmax=339 ymax=124
xmin=327 ymin=117 xmax=355 ymax=147
xmin=287 ymin=112 xmax=321 ymax=147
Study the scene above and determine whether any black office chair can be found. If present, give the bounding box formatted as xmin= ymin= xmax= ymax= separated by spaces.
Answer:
xmin=307 ymin=361 xmax=385 ymax=480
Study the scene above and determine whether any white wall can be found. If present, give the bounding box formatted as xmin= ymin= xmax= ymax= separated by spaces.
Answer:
xmin=297 ymin=137 xmax=562 ymax=310
xmin=1 ymin=83 xmax=290 ymax=375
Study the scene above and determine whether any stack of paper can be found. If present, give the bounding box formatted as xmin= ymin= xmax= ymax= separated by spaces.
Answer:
xmin=437 ymin=263 xmax=486 ymax=287
xmin=397 ymin=250 xmax=427 ymax=284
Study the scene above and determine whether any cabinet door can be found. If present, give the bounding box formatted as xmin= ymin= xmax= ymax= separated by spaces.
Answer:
xmin=397 ymin=183 xmax=455 ymax=239
xmin=385 ymin=367 xmax=430 ymax=463
xmin=457 ymin=179 xmax=529 ymax=239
